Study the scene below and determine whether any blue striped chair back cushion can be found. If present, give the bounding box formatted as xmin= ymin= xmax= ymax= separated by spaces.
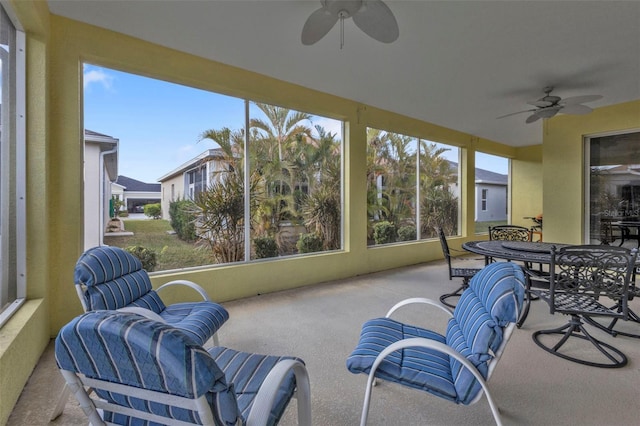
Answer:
xmin=447 ymin=262 xmax=525 ymax=404
xmin=75 ymin=246 xmax=165 ymax=312
xmin=55 ymin=310 xmax=240 ymax=425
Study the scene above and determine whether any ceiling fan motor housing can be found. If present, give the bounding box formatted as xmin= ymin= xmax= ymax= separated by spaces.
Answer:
xmin=323 ymin=0 xmax=363 ymax=18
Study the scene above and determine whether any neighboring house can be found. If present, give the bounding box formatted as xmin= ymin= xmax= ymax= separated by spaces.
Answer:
xmin=112 ymin=175 xmax=161 ymax=213
xmin=474 ymin=168 xmax=508 ymax=222
xmin=157 ymin=149 xmax=231 ymax=220
xmin=83 ymin=130 xmax=118 ymax=250
xmin=448 ymin=161 xmax=508 ymax=222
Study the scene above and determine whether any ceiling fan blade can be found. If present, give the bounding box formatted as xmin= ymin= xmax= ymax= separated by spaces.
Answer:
xmin=526 ymin=113 xmax=542 ymax=124
xmin=526 ymin=107 xmax=561 ymax=123
xmin=301 ymin=7 xmax=339 ymax=45
xmin=352 ymin=0 xmax=399 ymax=43
xmin=496 ymin=109 xmax=536 ymax=119
xmin=561 ymin=104 xmax=593 ymax=115
xmin=559 ymin=94 xmax=603 ymax=105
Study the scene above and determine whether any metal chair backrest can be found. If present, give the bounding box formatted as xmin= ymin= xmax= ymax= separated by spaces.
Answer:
xmin=436 ymin=226 xmax=452 ymax=267
xmin=549 ymin=245 xmax=638 ymax=318
xmin=488 ymin=225 xmax=531 ymax=242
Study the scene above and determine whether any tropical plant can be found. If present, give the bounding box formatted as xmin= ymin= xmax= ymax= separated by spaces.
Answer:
xmin=250 ymin=103 xmax=313 ymax=226
xmin=373 ymin=221 xmax=396 ymax=245
xmin=397 ymin=225 xmax=417 ymax=241
xmin=169 ymin=198 xmax=197 ymax=242
xmin=144 ymin=203 xmax=162 ymax=219
xmin=296 ymin=232 xmax=323 ymax=253
xmin=366 ymin=130 xmax=459 ymax=243
xmin=254 ymin=235 xmax=279 ymax=259
xmin=193 ymin=168 xmax=260 ymax=264
xmin=301 ymin=185 xmax=341 ymax=251
xmin=125 ymin=245 xmax=158 ymax=272
xmin=199 ymin=103 xmax=343 ymax=260
xmin=111 ymin=196 xmax=125 ymax=218
xmin=419 ymin=141 xmax=459 ymax=237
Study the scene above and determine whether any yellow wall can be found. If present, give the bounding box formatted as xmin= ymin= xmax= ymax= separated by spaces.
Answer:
xmin=543 ymin=100 xmax=640 ymax=244
xmin=511 ymin=145 xmax=543 ymax=229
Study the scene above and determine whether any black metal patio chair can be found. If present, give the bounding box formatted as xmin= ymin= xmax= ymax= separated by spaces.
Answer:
xmin=435 ymin=226 xmax=482 ymax=308
xmin=532 ymin=245 xmax=638 ymax=368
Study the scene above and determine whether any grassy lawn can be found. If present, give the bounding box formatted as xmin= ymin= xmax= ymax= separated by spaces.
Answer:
xmin=104 ymin=219 xmax=214 ymax=271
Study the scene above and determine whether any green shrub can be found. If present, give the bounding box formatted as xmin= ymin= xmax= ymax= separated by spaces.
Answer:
xmin=296 ymin=232 xmax=323 ymax=254
xmin=169 ymin=199 xmax=197 ymax=242
xmin=373 ymin=221 xmax=396 ymax=245
xmin=144 ymin=203 xmax=162 ymax=219
xmin=397 ymin=225 xmax=417 ymax=241
xmin=125 ymin=245 xmax=158 ymax=272
xmin=254 ymin=236 xmax=279 ymax=259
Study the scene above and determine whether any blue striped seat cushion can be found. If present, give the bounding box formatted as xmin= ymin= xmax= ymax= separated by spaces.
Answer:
xmin=161 ymin=301 xmax=230 ymax=346
xmin=346 ymin=318 xmax=457 ymax=401
xmin=347 ymin=262 xmax=525 ymax=405
xmin=55 ymin=311 xmax=240 ymax=425
xmin=448 ymin=262 xmax=525 ymax=403
xmin=75 ymin=246 xmax=162 ymax=312
xmin=209 ymin=347 xmax=303 ymax=426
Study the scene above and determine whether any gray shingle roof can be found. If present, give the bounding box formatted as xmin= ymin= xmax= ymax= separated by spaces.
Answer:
xmin=115 ymin=175 xmax=161 ymax=192
xmin=448 ymin=160 xmax=507 ymax=184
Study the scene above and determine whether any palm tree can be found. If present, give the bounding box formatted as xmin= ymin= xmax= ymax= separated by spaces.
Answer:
xmin=366 ymin=130 xmax=417 ymax=234
xmin=249 ymin=103 xmax=313 ymax=229
xmin=366 ymin=130 xmax=459 ymax=243
xmin=250 ymin=103 xmax=312 ymax=163
xmin=419 ymin=141 xmax=459 ymax=237
xmin=299 ymin=126 xmax=342 ymax=250
xmin=200 ymin=104 xmax=343 ymax=256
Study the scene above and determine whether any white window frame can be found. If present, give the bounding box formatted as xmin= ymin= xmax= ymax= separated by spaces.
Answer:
xmin=0 ymin=1 xmax=26 ymax=328
xmin=481 ymin=189 xmax=488 ymax=211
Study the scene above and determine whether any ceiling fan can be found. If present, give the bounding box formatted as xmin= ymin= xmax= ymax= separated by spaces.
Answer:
xmin=497 ymin=86 xmax=603 ymax=123
xmin=301 ymin=0 xmax=399 ymax=48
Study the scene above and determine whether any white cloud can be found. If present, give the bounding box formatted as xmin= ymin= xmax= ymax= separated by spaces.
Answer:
xmin=83 ymin=68 xmax=114 ymax=91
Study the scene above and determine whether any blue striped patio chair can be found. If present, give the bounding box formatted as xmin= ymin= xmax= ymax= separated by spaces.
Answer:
xmin=74 ymin=245 xmax=229 ymax=347
xmin=55 ymin=310 xmax=311 ymax=426
xmin=347 ymin=261 xmax=525 ymax=426
xmin=52 ymin=245 xmax=231 ymax=421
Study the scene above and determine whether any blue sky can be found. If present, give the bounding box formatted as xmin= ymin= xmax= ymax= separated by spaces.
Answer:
xmin=83 ymin=65 xmax=507 ymax=183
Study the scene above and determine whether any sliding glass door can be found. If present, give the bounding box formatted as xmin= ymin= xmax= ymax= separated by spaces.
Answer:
xmin=586 ymin=130 xmax=640 ymax=244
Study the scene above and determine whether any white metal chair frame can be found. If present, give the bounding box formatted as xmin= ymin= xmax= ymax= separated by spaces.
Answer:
xmin=358 ymin=297 xmax=516 ymax=426
xmin=60 ymin=359 xmax=311 ymax=426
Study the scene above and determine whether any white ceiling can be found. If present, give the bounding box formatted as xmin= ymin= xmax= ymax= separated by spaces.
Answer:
xmin=48 ymin=0 xmax=640 ymax=148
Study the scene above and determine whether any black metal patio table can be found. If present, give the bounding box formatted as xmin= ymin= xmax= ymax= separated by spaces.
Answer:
xmin=462 ymin=240 xmax=570 ymax=264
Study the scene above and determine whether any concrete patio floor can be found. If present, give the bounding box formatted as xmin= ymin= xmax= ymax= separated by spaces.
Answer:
xmin=8 ymin=258 xmax=640 ymax=425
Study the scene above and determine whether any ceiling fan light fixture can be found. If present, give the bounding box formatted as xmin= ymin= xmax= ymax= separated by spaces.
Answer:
xmin=302 ymin=0 xmax=398 ymax=47
xmin=497 ymin=86 xmax=603 ymax=124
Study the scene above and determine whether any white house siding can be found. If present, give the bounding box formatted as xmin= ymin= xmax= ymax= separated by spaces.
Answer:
xmin=83 ymin=143 xmax=102 ymax=249
xmin=475 ymin=183 xmax=507 ymax=222
xmin=83 ymin=132 xmax=118 ymax=250
xmin=158 ymin=149 xmax=230 ymax=220
xmin=160 ymin=174 xmax=186 ymax=220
